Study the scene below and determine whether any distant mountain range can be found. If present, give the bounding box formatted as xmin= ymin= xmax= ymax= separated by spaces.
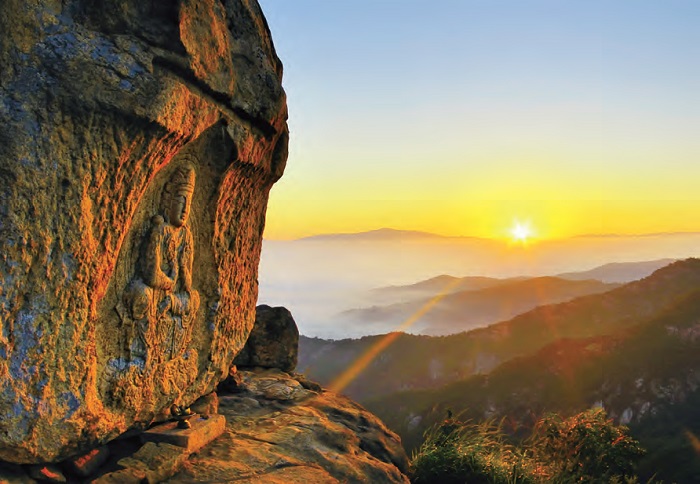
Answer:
xmin=365 ymin=285 xmax=700 ymax=482
xmin=298 ymin=258 xmax=700 ymax=482
xmin=297 ymin=228 xmax=484 ymax=242
xmin=555 ymin=258 xmax=676 ymax=283
xmin=371 ymin=275 xmax=527 ymax=298
xmin=299 ymin=258 xmax=700 ymax=403
xmin=372 ymin=258 xmax=675 ymax=297
xmin=261 ymin=229 xmax=700 ymax=338
xmin=294 ymin=227 xmax=700 ymax=243
xmin=339 ymin=259 xmax=674 ymax=336
xmin=342 ymin=277 xmax=620 ymax=336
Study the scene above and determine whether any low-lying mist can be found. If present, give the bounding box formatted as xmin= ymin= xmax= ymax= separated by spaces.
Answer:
xmin=258 ymin=230 xmax=700 ymax=339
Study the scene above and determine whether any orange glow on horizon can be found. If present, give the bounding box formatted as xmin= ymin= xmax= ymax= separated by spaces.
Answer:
xmin=264 ymin=198 xmax=700 ymax=242
xmin=327 ymin=278 xmax=463 ymax=394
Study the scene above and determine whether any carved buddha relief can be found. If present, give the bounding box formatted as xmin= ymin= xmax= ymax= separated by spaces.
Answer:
xmin=117 ymin=164 xmax=201 ymax=367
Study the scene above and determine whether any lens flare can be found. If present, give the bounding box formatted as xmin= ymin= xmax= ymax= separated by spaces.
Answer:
xmin=328 ymin=278 xmax=463 ymax=394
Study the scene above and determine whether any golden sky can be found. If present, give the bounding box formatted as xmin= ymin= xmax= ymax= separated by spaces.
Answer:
xmin=260 ymin=1 xmax=700 ymax=241
xmin=264 ymin=199 xmax=700 ymax=241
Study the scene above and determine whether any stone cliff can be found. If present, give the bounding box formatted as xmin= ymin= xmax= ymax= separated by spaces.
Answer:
xmin=0 ymin=309 xmax=410 ymax=483
xmin=0 ymin=0 xmax=288 ymax=463
xmin=0 ymin=2 xmax=411 ymax=479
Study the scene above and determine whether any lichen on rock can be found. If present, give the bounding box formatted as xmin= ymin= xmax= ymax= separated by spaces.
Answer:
xmin=0 ymin=0 xmax=288 ymax=463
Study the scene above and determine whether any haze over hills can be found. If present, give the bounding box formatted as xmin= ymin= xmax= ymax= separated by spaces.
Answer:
xmin=364 ymin=287 xmax=700 ymax=482
xmin=259 ymin=229 xmax=700 ymax=338
xmin=367 ymin=275 xmax=527 ymax=304
xmin=297 ymin=228 xmax=468 ymax=242
xmin=366 ymin=258 xmax=675 ymax=310
xmin=299 ymin=228 xmax=700 ymax=243
xmin=296 ymin=259 xmax=700 ymax=481
xmin=265 ymin=231 xmax=700 ymax=480
xmin=555 ymin=258 xmax=676 ymax=283
xmin=340 ymin=277 xmax=620 ymax=336
xmin=298 ymin=258 xmax=700 ymax=403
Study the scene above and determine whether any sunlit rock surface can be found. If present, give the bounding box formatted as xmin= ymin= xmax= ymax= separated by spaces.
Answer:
xmin=0 ymin=0 xmax=288 ymax=463
xmin=167 ymin=369 xmax=410 ymax=483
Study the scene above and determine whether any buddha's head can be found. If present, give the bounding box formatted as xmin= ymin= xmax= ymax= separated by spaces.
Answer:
xmin=163 ymin=165 xmax=195 ymax=227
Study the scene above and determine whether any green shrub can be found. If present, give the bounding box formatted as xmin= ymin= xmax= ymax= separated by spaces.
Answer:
xmin=409 ymin=409 xmax=645 ymax=483
xmin=529 ymin=408 xmax=645 ymax=483
xmin=410 ymin=416 xmax=542 ymax=483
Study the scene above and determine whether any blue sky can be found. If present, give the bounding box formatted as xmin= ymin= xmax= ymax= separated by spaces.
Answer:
xmin=257 ymin=0 xmax=700 ymax=239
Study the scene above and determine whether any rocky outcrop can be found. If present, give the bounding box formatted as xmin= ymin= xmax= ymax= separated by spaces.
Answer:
xmin=169 ymin=369 xmax=410 ymax=483
xmin=234 ymin=305 xmax=299 ymax=372
xmin=0 ymin=369 xmax=410 ymax=482
xmin=0 ymin=0 xmax=288 ymax=463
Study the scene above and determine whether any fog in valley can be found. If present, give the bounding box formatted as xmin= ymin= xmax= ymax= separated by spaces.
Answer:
xmin=258 ymin=229 xmax=700 ymax=339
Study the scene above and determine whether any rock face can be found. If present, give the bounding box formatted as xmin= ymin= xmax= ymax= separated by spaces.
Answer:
xmin=234 ymin=305 xmax=299 ymax=372
xmin=0 ymin=0 xmax=288 ymax=463
xmin=168 ymin=369 xmax=410 ymax=483
xmin=0 ymin=373 xmax=410 ymax=482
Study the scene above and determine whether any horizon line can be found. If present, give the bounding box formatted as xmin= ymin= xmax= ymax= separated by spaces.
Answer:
xmin=262 ymin=227 xmax=700 ymax=242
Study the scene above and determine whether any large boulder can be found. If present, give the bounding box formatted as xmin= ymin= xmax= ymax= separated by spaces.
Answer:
xmin=0 ymin=0 xmax=288 ymax=463
xmin=233 ymin=305 xmax=299 ymax=372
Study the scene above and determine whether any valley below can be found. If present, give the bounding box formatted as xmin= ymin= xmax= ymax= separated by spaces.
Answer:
xmin=291 ymin=256 xmax=700 ymax=482
xmin=259 ymin=229 xmax=692 ymax=338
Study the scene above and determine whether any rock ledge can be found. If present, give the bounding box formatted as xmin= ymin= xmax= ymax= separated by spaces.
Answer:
xmin=168 ymin=368 xmax=409 ymax=483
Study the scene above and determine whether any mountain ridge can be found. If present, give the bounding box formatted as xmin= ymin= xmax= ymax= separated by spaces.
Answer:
xmin=365 ymin=287 xmax=700 ymax=482
xmin=299 ymin=258 xmax=700 ymax=403
xmin=555 ymin=258 xmax=676 ymax=283
xmin=289 ymin=228 xmax=700 ymax=243
xmin=296 ymin=228 xmax=483 ymax=242
xmin=342 ymin=276 xmax=621 ymax=336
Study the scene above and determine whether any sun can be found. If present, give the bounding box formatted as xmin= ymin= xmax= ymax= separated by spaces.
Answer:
xmin=511 ymin=221 xmax=532 ymax=243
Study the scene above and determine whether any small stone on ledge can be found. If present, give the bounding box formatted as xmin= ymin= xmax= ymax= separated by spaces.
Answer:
xmin=141 ymin=414 xmax=226 ymax=454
